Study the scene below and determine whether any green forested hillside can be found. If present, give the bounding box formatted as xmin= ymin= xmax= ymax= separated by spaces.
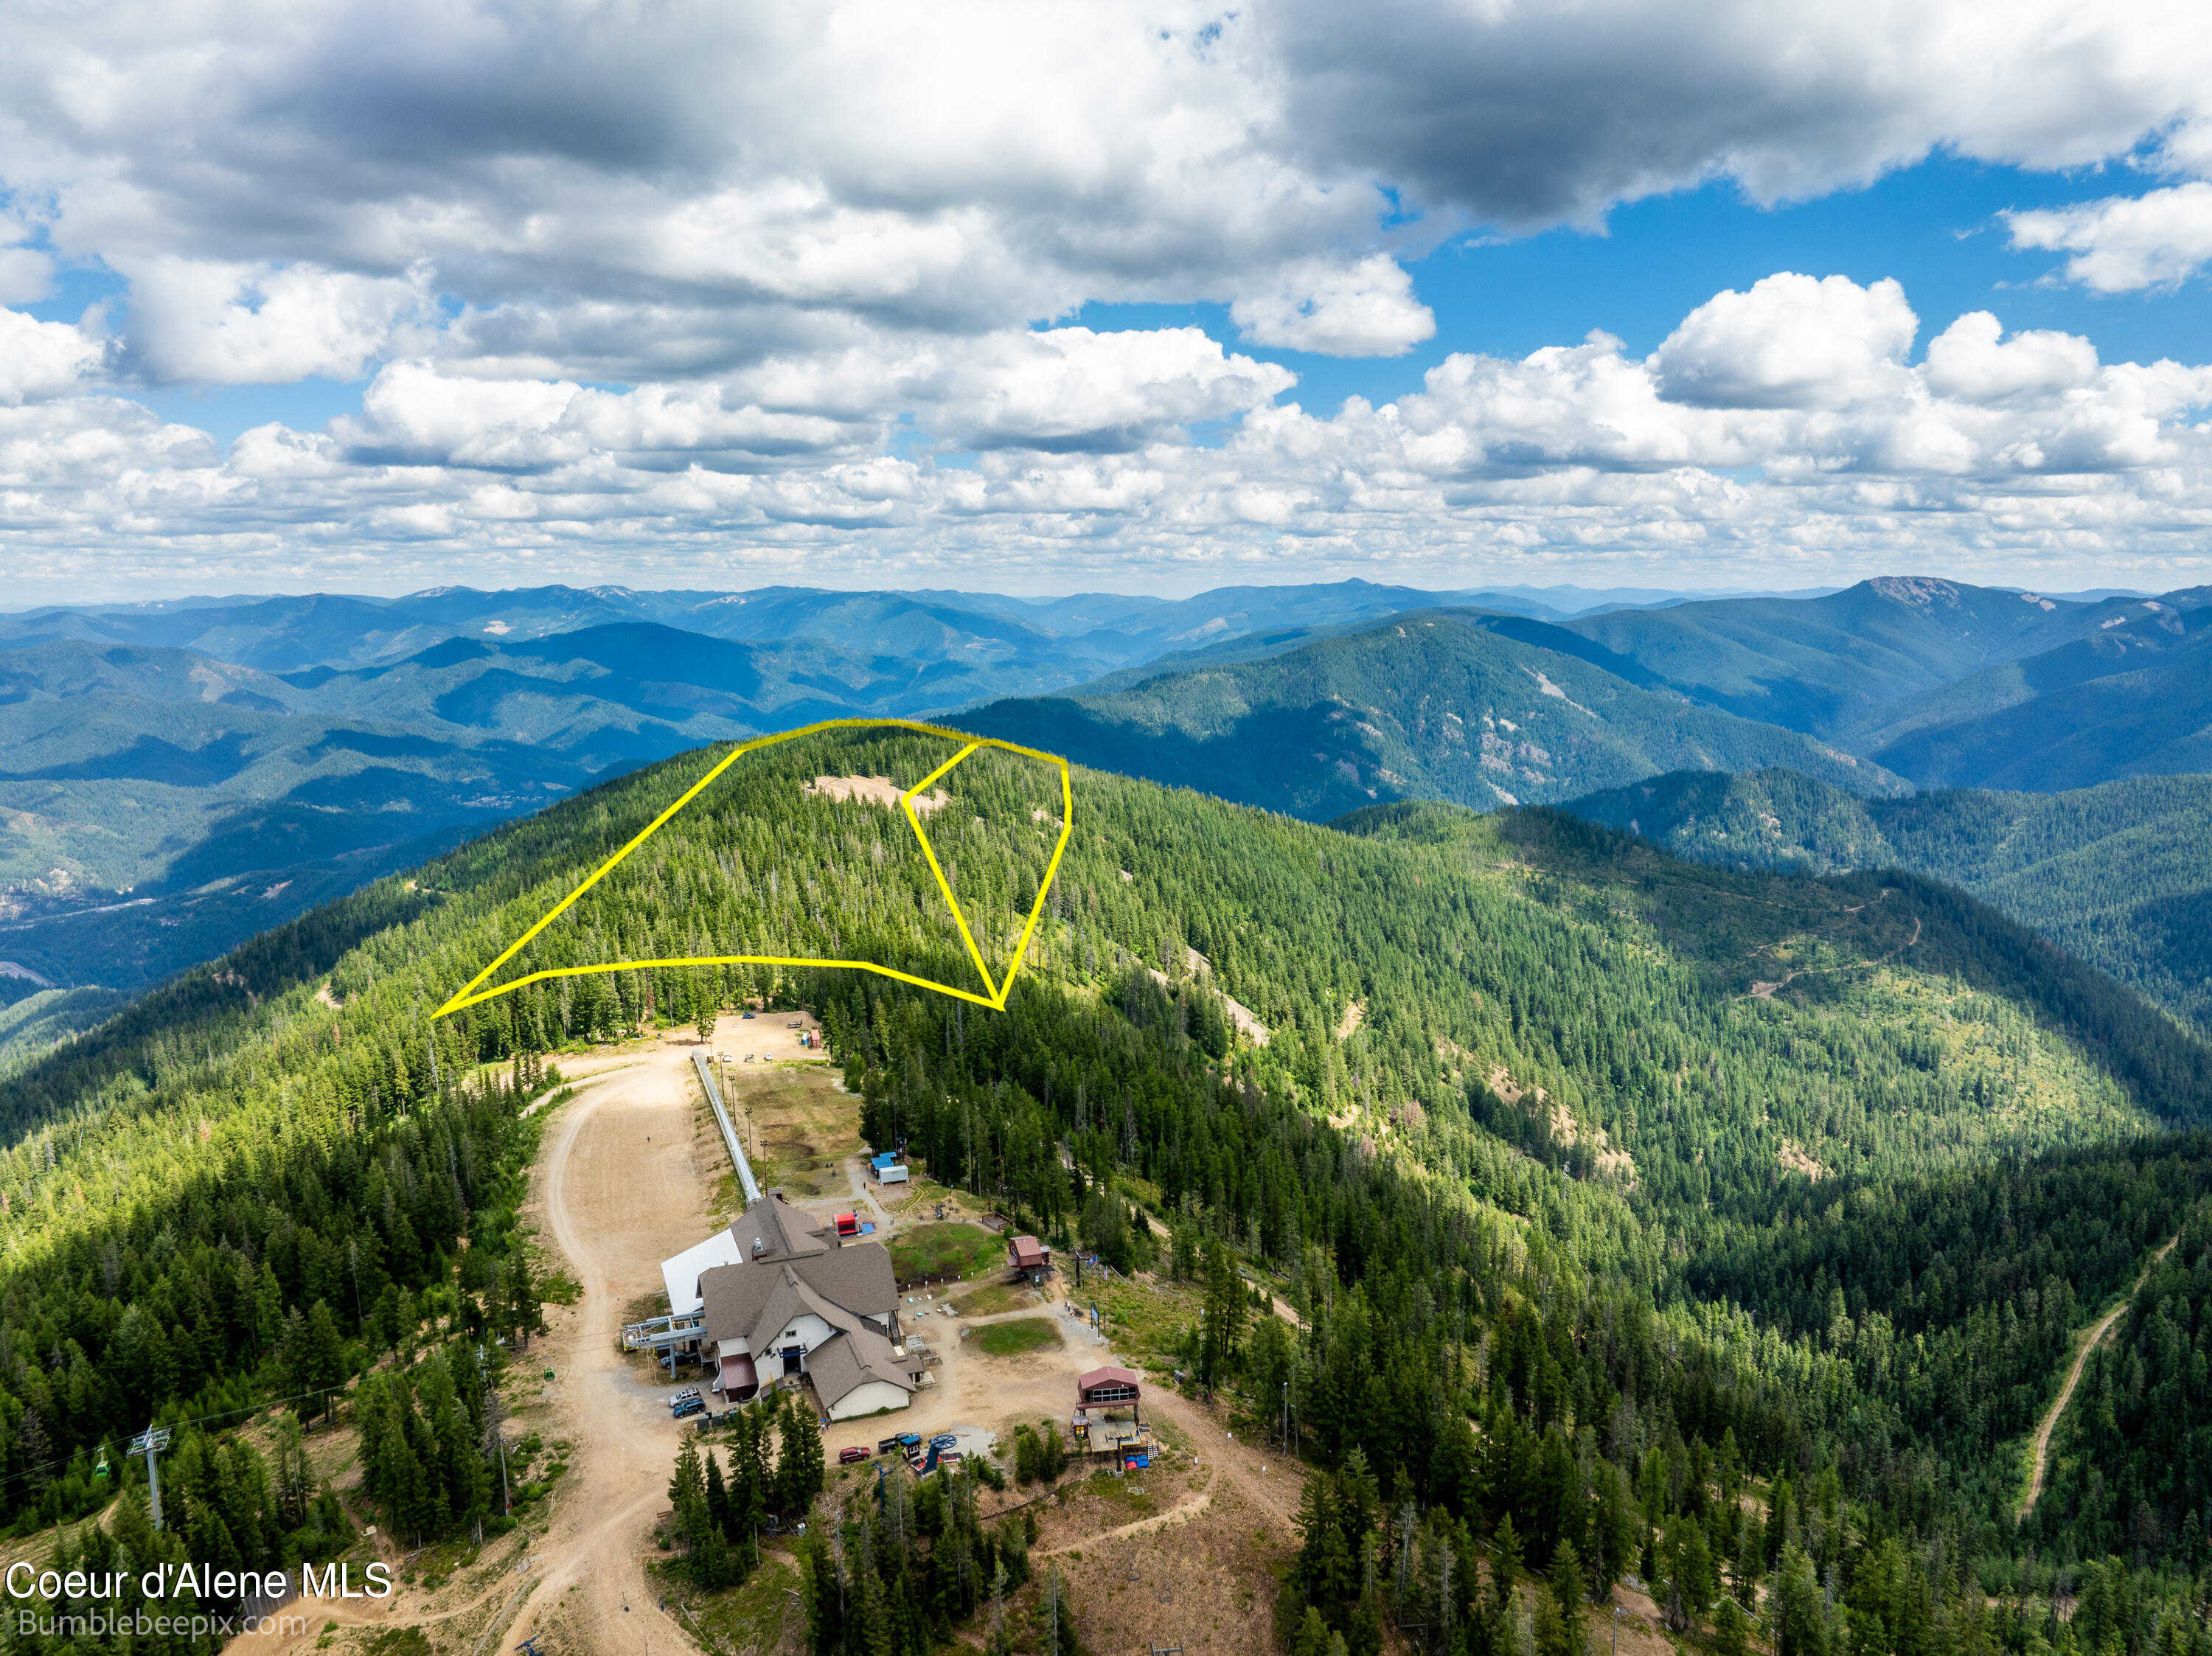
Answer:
xmin=0 ymin=982 xmax=125 ymax=1079
xmin=4 ymin=727 xmax=2211 ymax=1651
xmin=964 ymin=612 xmax=1899 ymax=819
xmin=1563 ymin=768 xmax=2212 ymax=1029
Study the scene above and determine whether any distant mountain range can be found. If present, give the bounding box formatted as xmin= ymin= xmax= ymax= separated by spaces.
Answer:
xmin=970 ymin=577 xmax=2212 ymax=811
xmin=6 ymin=571 xmax=2210 ymax=1016
xmin=962 ymin=610 xmax=1902 ymax=817
xmin=0 ymin=577 xmax=1584 ymax=678
xmin=0 ymin=578 xmax=1596 ymax=991
xmin=1559 ymin=767 xmax=2212 ymax=1029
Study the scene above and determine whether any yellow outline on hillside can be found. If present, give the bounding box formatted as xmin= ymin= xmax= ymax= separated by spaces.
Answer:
xmin=431 ymin=717 xmax=1072 ymax=1020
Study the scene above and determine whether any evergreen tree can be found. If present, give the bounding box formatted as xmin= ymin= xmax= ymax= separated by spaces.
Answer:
xmin=507 ymin=1253 xmax=543 ymax=1350
xmin=777 ymin=1394 xmax=827 ymax=1517
xmin=1546 ymin=1540 xmax=1585 ymax=1655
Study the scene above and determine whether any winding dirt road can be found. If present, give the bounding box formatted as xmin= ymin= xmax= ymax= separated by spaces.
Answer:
xmin=499 ymin=1043 xmax=720 ymax=1656
xmin=2018 ymin=1231 xmax=2179 ymax=1522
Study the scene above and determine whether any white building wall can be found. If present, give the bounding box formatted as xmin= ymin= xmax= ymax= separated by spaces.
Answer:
xmin=785 ymin=1313 xmax=837 ymax=1353
xmin=825 ymin=1380 xmax=911 ymax=1421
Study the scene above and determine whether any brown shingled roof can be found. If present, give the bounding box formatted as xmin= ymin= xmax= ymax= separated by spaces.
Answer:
xmin=805 ymin=1328 xmax=914 ymax=1410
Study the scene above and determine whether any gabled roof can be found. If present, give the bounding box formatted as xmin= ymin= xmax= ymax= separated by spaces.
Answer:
xmin=806 ymin=1327 xmax=914 ymax=1408
xmin=1079 ymin=1364 xmax=1141 ymax=1391
xmin=734 ymin=1194 xmax=831 ymax=1262
xmin=698 ymin=1239 xmax=899 ymax=1357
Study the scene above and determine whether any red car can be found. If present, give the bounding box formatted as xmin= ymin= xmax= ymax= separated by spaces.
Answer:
xmin=838 ymin=1445 xmax=872 ymax=1464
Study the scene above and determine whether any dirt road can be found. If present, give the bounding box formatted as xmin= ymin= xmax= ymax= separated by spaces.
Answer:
xmin=501 ymin=1041 xmax=725 ymax=1656
xmin=2019 ymin=1231 xmax=2180 ymax=1522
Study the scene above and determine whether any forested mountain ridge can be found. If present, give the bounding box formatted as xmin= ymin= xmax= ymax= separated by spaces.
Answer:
xmin=0 ymin=580 xmax=1600 ymax=1007
xmin=1861 ymin=595 xmax=2212 ymax=790
xmin=1560 ymin=768 xmax=2212 ymax=1029
xmin=1553 ymin=576 xmax=2149 ymax=740
xmin=7 ymin=726 xmax=2212 ymax=1648
xmin=961 ymin=611 xmax=1902 ymax=818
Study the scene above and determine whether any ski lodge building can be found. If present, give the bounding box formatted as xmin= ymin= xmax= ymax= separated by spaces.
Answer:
xmin=667 ymin=1193 xmax=924 ymax=1420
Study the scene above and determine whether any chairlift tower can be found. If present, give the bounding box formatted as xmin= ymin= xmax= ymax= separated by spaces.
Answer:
xmin=128 ymin=1424 xmax=173 ymax=1531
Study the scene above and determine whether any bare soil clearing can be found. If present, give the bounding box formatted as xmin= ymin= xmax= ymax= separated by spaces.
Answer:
xmin=804 ymin=775 xmax=946 ymax=814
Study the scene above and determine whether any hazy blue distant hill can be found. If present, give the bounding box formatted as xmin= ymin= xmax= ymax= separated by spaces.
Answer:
xmin=0 ymin=621 xmax=1024 ymax=995
xmin=964 ymin=610 xmax=1901 ymax=818
xmin=1861 ymin=595 xmax=2212 ymax=789
xmin=0 ymin=577 xmax=1584 ymax=697
xmin=1554 ymin=575 xmax=2140 ymax=738
xmin=1562 ymin=767 xmax=2212 ymax=1027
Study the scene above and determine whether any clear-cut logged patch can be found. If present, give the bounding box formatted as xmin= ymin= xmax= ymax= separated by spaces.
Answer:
xmin=804 ymin=774 xmax=947 ymax=814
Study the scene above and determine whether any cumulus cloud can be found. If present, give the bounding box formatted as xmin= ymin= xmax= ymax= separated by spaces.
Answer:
xmin=115 ymin=258 xmax=434 ymax=384
xmin=2004 ymin=181 xmax=2212 ymax=293
xmin=1650 ymin=274 xmax=1917 ymax=409
xmin=1229 ymin=256 xmax=1437 ymax=357
xmin=5 ymin=0 xmax=2212 ymax=395
xmin=1924 ymin=313 xmax=2099 ymax=401
xmin=1265 ymin=0 xmax=2212 ymax=224
xmin=12 ymin=274 xmax=2212 ymax=602
xmin=0 ymin=309 xmax=105 ymax=406
xmin=10 ymin=1 xmax=2212 ymax=594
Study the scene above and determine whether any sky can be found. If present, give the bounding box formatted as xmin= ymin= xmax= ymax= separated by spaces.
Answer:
xmin=9 ymin=1 xmax=2212 ymax=602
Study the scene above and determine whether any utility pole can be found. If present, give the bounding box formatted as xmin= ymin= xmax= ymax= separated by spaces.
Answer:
xmin=130 ymin=1425 xmax=173 ymax=1530
xmin=480 ymin=1345 xmax=510 ymax=1513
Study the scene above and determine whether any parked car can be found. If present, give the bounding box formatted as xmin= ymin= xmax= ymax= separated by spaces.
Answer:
xmin=672 ymin=1387 xmax=700 ymax=1403
xmin=838 ymin=1446 xmax=872 ymax=1464
xmin=672 ymin=1398 xmax=707 ymax=1420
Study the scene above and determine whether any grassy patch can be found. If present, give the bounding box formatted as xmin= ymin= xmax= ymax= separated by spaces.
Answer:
xmin=733 ymin=1062 xmax=862 ymax=1199
xmin=686 ymin=1553 xmax=801 ymax=1655
xmin=889 ymin=1222 xmax=1002 ymax=1285
xmin=970 ymin=1318 xmax=1062 ymax=1357
xmin=1091 ymin=1276 xmax=1203 ymax=1372
xmin=956 ymin=1281 xmax=1032 ymax=1317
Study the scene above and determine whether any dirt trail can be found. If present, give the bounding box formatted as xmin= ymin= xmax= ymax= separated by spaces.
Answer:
xmin=1747 ymin=914 xmax=1920 ymax=999
xmin=1035 ymin=1469 xmax=1218 ymax=1556
xmin=2019 ymin=1232 xmax=2180 ymax=1522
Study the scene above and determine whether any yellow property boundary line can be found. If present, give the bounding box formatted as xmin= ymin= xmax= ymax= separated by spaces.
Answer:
xmin=431 ymin=717 xmax=1073 ymax=1020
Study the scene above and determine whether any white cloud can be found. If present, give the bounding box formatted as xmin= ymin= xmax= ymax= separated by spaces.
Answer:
xmin=0 ymin=309 xmax=105 ymax=405
xmin=1229 ymin=256 xmax=1437 ymax=357
xmin=116 ymin=257 xmax=434 ymax=384
xmin=12 ymin=2 xmax=2212 ymax=593
xmin=1924 ymin=313 xmax=2099 ymax=401
xmin=13 ymin=275 xmax=2212 ymax=601
xmin=1650 ymin=274 xmax=1917 ymax=409
xmin=0 ymin=219 xmax=54 ymax=307
xmin=7 ymin=0 xmax=2212 ymax=395
xmin=2004 ymin=181 xmax=2212 ymax=293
